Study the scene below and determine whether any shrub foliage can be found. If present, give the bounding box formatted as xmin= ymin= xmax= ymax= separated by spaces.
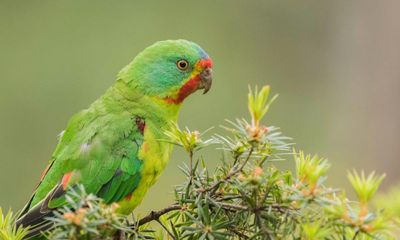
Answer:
xmin=1 ymin=86 xmax=398 ymax=240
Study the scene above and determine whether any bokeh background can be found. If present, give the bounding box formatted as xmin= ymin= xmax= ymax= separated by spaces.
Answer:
xmin=1 ymin=1 xmax=399 ymax=216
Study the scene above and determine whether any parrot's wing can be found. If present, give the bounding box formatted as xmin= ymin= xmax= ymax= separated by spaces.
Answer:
xmin=16 ymin=110 xmax=145 ymax=237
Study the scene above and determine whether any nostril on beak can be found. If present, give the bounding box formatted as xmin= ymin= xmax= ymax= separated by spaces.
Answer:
xmin=201 ymin=68 xmax=212 ymax=80
xmin=204 ymin=68 xmax=212 ymax=75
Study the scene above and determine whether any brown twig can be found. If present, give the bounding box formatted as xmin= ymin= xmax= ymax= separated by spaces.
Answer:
xmin=229 ymin=227 xmax=250 ymax=239
xmin=113 ymin=229 xmax=126 ymax=240
xmin=137 ymin=204 xmax=181 ymax=226
xmin=219 ymin=202 xmax=291 ymax=213
xmin=204 ymin=147 xmax=254 ymax=192
xmin=352 ymin=230 xmax=360 ymax=240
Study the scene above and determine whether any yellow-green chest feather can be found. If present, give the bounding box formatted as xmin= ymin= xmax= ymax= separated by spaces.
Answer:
xmin=116 ymin=120 xmax=174 ymax=214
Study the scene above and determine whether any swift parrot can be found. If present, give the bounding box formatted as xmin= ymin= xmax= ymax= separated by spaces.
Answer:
xmin=16 ymin=39 xmax=213 ymax=237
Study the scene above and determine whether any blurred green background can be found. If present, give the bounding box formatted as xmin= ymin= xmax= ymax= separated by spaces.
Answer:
xmin=1 ymin=1 xmax=399 ymax=216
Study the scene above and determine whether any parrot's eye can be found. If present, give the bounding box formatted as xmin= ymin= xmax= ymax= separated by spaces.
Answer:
xmin=176 ymin=60 xmax=189 ymax=71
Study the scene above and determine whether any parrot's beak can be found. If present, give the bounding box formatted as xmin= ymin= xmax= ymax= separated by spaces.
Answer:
xmin=199 ymin=67 xmax=212 ymax=94
xmin=196 ymin=58 xmax=213 ymax=94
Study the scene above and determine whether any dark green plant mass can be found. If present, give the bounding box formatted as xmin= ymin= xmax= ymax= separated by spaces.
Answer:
xmin=1 ymin=86 xmax=398 ymax=240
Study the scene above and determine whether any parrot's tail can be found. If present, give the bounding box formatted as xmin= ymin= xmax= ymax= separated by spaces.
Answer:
xmin=16 ymin=184 xmax=65 ymax=239
xmin=16 ymin=204 xmax=54 ymax=239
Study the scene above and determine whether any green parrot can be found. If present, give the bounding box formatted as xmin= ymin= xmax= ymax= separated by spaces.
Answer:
xmin=16 ymin=39 xmax=213 ymax=237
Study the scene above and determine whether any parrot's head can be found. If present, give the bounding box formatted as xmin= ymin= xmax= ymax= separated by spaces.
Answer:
xmin=119 ymin=39 xmax=213 ymax=104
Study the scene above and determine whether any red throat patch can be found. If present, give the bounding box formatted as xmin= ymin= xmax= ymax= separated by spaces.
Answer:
xmin=164 ymin=75 xmax=202 ymax=104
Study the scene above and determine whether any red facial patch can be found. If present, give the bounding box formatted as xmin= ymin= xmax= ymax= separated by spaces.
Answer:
xmin=163 ymin=58 xmax=213 ymax=104
xmin=198 ymin=58 xmax=213 ymax=69
xmin=164 ymin=75 xmax=202 ymax=104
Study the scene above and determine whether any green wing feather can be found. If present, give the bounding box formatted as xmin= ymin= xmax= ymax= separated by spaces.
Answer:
xmin=17 ymin=106 xmax=144 ymax=229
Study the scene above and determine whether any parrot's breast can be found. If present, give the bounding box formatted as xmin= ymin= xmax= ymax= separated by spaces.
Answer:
xmin=116 ymin=121 xmax=173 ymax=214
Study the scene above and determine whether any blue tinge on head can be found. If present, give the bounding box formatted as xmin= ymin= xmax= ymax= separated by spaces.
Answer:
xmin=190 ymin=42 xmax=209 ymax=59
xmin=198 ymin=48 xmax=209 ymax=59
xmin=198 ymin=47 xmax=209 ymax=59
